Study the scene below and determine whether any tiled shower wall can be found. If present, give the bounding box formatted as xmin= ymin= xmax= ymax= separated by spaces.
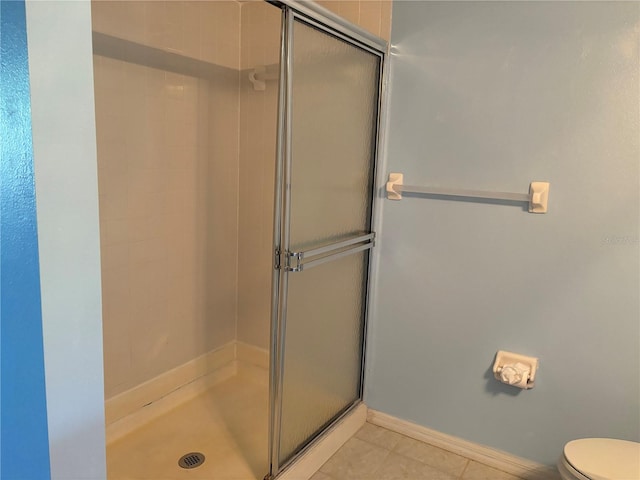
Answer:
xmin=93 ymin=1 xmax=241 ymax=398
xmin=237 ymin=2 xmax=281 ymax=350
xmin=317 ymin=0 xmax=392 ymax=41
xmin=94 ymin=0 xmax=392 ymax=399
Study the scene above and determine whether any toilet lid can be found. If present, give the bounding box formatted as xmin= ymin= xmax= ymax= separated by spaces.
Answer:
xmin=564 ymin=438 xmax=640 ymax=480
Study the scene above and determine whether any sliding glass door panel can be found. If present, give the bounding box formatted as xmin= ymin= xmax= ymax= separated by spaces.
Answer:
xmin=278 ymin=251 xmax=369 ymax=463
xmin=272 ymin=15 xmax=382 ymax=470
xmin=288 ymin=19 xmax=380 ymax=252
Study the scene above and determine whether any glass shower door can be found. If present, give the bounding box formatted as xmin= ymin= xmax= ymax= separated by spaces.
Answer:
xmin=271 ymin=12 xmax=382 ymax=474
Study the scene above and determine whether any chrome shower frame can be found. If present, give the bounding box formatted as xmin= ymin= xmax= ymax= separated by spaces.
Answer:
xmin=266 ymin=2 xmax=389 ymax=478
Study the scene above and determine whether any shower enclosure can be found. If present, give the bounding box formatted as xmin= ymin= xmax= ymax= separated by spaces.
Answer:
xmin=92 ymin=1 xmax=385 ymax=478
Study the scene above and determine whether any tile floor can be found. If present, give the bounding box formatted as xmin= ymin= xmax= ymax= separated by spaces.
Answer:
xmin=107 ymin=369 xmax=523 ymax=480
xmin=312 ymin=423 xmax=525 ymax=480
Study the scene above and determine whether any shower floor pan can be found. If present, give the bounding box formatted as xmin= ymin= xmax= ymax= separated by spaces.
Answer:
xmin=107 ymin=367 xmax=268 ymax=480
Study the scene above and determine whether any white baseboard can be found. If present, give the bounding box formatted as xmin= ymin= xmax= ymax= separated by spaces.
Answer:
xmin=367 ymin=410 xmax=560 ymax=480
xmin=277 ymin=403 xmax=368 ymax=480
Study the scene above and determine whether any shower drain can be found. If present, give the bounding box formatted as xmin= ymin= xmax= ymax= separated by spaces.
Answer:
xmin=178 ymin=452 xmax=205 ymax=469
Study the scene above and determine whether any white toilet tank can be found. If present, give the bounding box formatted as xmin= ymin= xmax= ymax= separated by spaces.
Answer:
xmin=560 ymin=438 xmax=640 ymax=480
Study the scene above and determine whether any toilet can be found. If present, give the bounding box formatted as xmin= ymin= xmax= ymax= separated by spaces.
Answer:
xmin=558 ymin=438 xmax=640 ymax=480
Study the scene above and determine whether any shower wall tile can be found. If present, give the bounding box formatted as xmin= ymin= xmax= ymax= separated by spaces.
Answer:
xmin=339 ymin=1 xmax=360 ymax=26
xmin=129 ymin=238 xmax=167 ymax=265
xmin=359 ymin=1 xmax=382 ymax=39
xmin=100 ymin=243 xmax=130 ymax=271
xmin=164 ymin=2 xmax=186 ymax=55
xmin=182 ymin=3 xmax=201 ymax=59
xmin=102 ymin=218 xmax=129 ymax=247
xmin=91 ymin=1 xmax=146 ymax=44
xmin=240 ymin=1 xmax=257 ymax=71
xmin=202 ymin=74 xmax=240 ymax=348
xmin=199 ymin=3 xmax=220 ymax=65
xmin=101 ymin=262 xmax=132 ymax=389
xmin=92 ymin=1 xmax=241 ymax=70
xmin=102 ymin=319 xmax=132 ymax=393
xmin=380 ymin=1 xmax=393 ymax=43
xmin=215 ymin=1 xmax=241 ymax=69
xmin=237 ymin=1 xmax=281 ymax=350
xmin=315 ymin=0 xmax=392 ymax=41
xmin=240 ymin=0 xmax=282 ymax=70
xmin=93 ymin=0 xmax=241 ymax=398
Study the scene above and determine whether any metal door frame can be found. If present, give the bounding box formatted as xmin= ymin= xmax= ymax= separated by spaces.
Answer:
xmin=267 ymin=3 xmax=388 ymax=478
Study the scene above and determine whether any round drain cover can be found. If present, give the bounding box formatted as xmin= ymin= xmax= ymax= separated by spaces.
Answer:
xmin=178 ymin=452 xmax=205 ymax=469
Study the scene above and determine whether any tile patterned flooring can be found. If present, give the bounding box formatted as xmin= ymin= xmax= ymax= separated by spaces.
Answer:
xmin=107 ymin=369 xmax=524 ymax=480
xmin=312 ymin=423 xmax=525 ymax=480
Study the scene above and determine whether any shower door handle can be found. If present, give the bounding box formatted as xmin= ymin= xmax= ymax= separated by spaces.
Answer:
xmin=277 ymin=232 xmax=375 ymax=273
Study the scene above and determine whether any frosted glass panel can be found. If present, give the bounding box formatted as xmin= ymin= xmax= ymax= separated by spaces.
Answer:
xmin=276 ymin=19 xmax=380 ymax=466
xmin=279 ymin=252 xmax=368 ymax=463
xmin=289 ymin=20 xmax=380 ymax=251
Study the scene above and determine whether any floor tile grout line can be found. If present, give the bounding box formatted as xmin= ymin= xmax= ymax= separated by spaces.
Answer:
xmin=368 ymin=448 xmax=397 ymax=479
xmin=352 ymin=428 xmax=404 ymax=453
xmin=354 ymin=427 xmax=473 ymax=479
xmin=388 ymin=434 xmax=473 ymax=478
xmin=350 ymin=436 xmax=464 ymax=479
xmin=317 ymin=425 xmax=526 ymax=480
xmin=387 ymin=449 xmax=470 ymax=479
xmin=316 ymin=441 xmax=394 ymax=480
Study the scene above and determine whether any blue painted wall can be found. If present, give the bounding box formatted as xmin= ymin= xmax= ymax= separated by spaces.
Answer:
xmin=0 ymin=1 xmax=51 ymax=478
xmin=366 ymin=1 xmax=639 ymax=466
